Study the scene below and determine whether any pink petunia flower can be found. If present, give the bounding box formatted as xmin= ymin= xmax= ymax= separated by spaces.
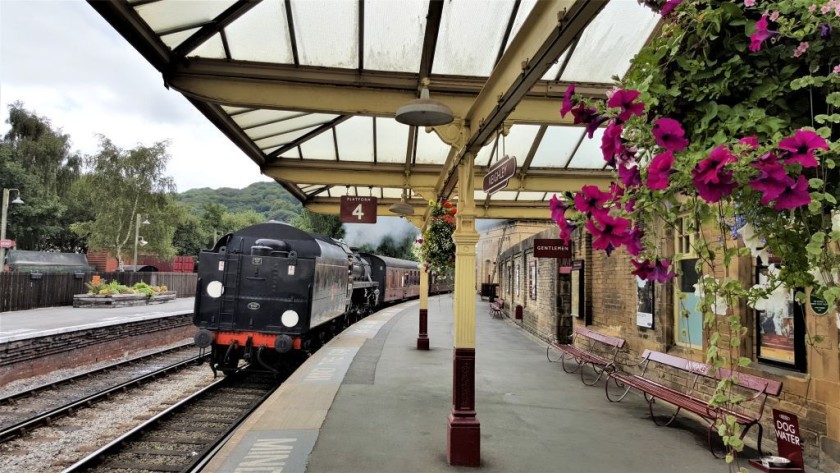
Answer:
xmin=793 ymin=41 xmax=810 ymax=58
xmin=773 ymin=175 xmax=812 ymax=211
xmin=607 ymin=89 xmax=646 ymax=122
xmin=652 ymin=118 xmax=689 ymax=152
xmin=769 ymin=10 xmax=780 ymax=21
xmin=571 ymin=104 xmax=608 ymax=139
xmin=750 ymin=15 xmax=777 ymax=52
xmin=601 ymin=121 xmax=624 ymax=166
xmin=738 ymin=136 xmax=759 ymax=149
xmin=778 ymin=129 xmax=828 ymax=168
xmin=651 ymin=259 xmax=676 ymax=283
xmin=809 ymin=4 xmax=817 ymax=12
xmin=660 ymin=0 xmax=683 ymax=16
xmin=646 ymin=151 xmax=674 ymax=190
xmin=750 ymin=162 xmax=793 ymax=203
xmin=834 ymin=65 xmax=840 ymax=74
xmin=744 ymin=0 xmax=756 ymax=6
xmin=560 ymin=83 xmax=575 ymax=118
xmin=693 ymin=145 xmax=738 ymax=185
xmin=586 ymin=212 xmax=632 ymax=256
xmin=619 ymin=163 xmax=642 ymax=187
xmin=574 ymin=185 xmax=611 ymax=214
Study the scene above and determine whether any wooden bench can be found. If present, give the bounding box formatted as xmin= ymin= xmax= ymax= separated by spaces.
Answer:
xmin=546 ymin=327 xmax=626 ymax=386
xmin=489 ymin=298 xmax=505 ymax=319
xmin=605 ymin=349 xmax=783 ymax=457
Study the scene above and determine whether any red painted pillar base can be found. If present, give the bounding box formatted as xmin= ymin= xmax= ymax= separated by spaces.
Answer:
xmin=417 ymin=308 xmax=429 ymax=350
xmin=447 ymin=347 xmax=480 ymax=466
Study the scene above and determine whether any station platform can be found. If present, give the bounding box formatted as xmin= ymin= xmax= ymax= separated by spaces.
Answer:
xmin=202 ymin=294 xmax=734 ymax=473
xmin=0 ymin=297 xmax=194 ymax=343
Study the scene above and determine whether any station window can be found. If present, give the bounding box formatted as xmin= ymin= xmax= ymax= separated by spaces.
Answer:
xmin=674 ymin=216 xmax=702 ymax=349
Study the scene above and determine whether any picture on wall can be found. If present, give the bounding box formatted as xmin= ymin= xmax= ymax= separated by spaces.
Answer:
xmin=529 ymin=259 xmax=537 ymax=300
xmin=570 ymin=260 xmax=584 ymax=319
xmin=755 ymin=265 xmax=796 ymax=365
xmin=636 ymin=276 xmax=654 ymax=328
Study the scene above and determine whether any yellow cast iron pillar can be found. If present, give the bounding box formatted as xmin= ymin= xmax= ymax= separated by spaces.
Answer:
xmin=447 ymin=155 xmax=480 ymax=467
xmin=418 ymin=262 xmax=430 ymax=350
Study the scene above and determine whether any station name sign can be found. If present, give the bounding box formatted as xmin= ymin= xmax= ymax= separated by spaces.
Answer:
xmin=534 ymin=239 xmax=571 ymax=258
xmin=482 ymin=155 xmax=517 ymax=195
xmin=339 ymin=196 xmax=377 ymax=223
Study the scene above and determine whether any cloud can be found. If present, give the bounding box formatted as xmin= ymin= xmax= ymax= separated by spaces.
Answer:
xmin=0 ymin=1 xmax=271 ymax=192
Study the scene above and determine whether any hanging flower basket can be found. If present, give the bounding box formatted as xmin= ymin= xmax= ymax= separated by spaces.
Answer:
xmin=415 ymin=199 xmax=457 ymax=276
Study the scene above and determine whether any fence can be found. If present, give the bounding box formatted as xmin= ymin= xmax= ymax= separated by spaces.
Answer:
xmin=0 ymin=271 xmax=197 ymax=313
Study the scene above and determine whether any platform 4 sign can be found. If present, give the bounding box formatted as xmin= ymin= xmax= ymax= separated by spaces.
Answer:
xmin=340 ymin=196 xmax=377 ymax=223
xmin=482 ymin=155 xmax=517 ymax=195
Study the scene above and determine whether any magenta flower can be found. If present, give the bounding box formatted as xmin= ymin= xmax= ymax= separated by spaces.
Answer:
xmin=738 ymin=136 xmax=759 ymax=149
xmin=550 ymin=194 xmax=576 ymax=244
xmin=646 ymin=151 xmax=674 ymax=190
xmin=601 ymin=121 xmax=624 ymax=166
xmin=694 ymin=173 xmax=737 ymax=202
xmin=778 ymin=130 xmax=828 ymax=168
xmin=772 ymin=175 xmax=811 ymax=211
xmin=631 ymin=259 xmax=654 ymax=280
xmin=610 ymin=182 xmax=625 ymax=200
xmin=585 ymin=212 xmax=631 ymax=255
xmin=625 ymin=227 xmax=644 ymax=257
xmin=751 ymin=162 xmax=793 ymax=203
xmin=560 ymin=83 xmax=576 ymax=118
xmin=694 ymin=145 xmax=737 ymax=185
xmin=652 ymin=118 xmax=689 ymax=152
xmin=607 ymin=89 xmax=645 ymax=122
xmin=572 ymin=103 xmax=608 ymax=138
xmin=651 ymin=259 xmax=676 ymax=283
xmin=660 ymin=0 xmax=683 ymax=16
xmin=750 ymin=15 xmax=777 ymax=52
xmin=619 ymin=163 xmax=642 ymax=187
xmin=574 ymin=185 xmax=611 ymax=214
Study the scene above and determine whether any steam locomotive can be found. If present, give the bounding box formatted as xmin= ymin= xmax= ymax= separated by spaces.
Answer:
xmin=192 ymin=222 xmax=450 ymax=375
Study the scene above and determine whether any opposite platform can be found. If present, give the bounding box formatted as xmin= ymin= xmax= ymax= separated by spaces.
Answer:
xmin=202 ymin=295 xmax=733 ymax=473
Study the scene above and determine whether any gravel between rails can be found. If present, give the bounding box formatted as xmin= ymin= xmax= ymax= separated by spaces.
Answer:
xmin=0 ymin=341 xmax=217 ymax=473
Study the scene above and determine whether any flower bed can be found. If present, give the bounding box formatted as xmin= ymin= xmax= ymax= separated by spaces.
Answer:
xmin=73 ymin=280 xmax=176 ymax=308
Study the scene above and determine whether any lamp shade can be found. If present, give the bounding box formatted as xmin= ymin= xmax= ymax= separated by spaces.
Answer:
xmin=388 ymin=193 xmax=415 ymax=216
xmin=395 ymin=87 xmax=454 ymax=127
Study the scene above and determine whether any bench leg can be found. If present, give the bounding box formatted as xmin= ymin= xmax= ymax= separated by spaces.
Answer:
xmin=604 ymin=375 xmax=632 ymax=402
xmin=740 ymin=422 xmax=764 ymax=458
xmin=561 ymin=353 xmax=583 ymax=374
xmin=580 ymin=362 xmax=608 ymax=386
xmin=646 ymin=396 xmax=681 ymax=427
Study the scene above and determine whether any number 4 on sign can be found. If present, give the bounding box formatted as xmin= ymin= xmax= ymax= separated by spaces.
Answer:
xmin=339 ymin=196 xmax=377 ymax=223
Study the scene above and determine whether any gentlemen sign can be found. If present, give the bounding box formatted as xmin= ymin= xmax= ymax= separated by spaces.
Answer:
xmin=482 ymin=155 xmax=517 ymax=195
xmin=340 ymin=196 xmax=377 ymax=223
xmin=534 ymin=239 xmax=571 ymax=258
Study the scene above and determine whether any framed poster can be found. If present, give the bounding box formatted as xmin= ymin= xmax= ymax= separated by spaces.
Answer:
xmin=528 ymin=259 xmax=537 ymax=300
xmin=636 ymin=276 xmax=654 ymax=329
xmin=570 ymin=260 xmax=585 ymax=319
xmin=515 ymin=262 xmax=521 ymax=296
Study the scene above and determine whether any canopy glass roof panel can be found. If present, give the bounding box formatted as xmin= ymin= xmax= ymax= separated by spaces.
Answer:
xmin=530 ymin=126 xmax=586 ymax=168
xmin=135 ymin=1 xmax=233 ymax=35
xmin=415 ymin=129 xmax=451 ymax=165
xmin=225 ymin=0 xmax=294 ymax=63
xmin=364 ymin=0 xmax=427 ymax=72
xmin=560 ymin=1 xmax=660 ymax=83
xmin=432 ymin=0 xmax=515 ymax=77
xmin=566 ymin=128 xmax=607 ymax=169
xmin=299 ymin=131 xmax=337 ymax=161
xmin=335 ymin=117 xmax=375 ymax=162
xmin=291 ymin=0 xmax=359 ymax=68
xmin=375 ymin=118 xmax=410 ymax=164
xmin=516 ymin=191 xmax=546 ymax=201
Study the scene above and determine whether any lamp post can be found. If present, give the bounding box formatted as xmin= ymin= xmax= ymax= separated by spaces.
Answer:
xmin=0 ymin=188 xmax=24 ymax=271
xmin=133 ymin=213 xmax=150 ymax=270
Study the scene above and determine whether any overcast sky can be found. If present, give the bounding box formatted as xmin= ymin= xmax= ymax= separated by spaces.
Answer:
xmin=0 ymin=0 xmax=273 ymax=192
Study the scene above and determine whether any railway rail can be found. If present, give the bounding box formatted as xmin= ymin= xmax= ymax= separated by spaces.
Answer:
xmin=0 ymin=344 xmax=206 ymax=443
xmin=63 ymin=369 xmax=279 ymax=473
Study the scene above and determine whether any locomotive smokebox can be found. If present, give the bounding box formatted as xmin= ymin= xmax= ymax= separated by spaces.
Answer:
xmin=274 ymin=334 xmax=294 ymax=353
xmin=194 ymin=329 xmax=213 ymax=348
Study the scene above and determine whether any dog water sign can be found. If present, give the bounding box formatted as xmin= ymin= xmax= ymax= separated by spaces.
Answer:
xmin=773 ymin=409 xmax=804 ymax=468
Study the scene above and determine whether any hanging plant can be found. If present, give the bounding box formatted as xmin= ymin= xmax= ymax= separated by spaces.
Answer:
xmin=414 ymin=199 xmax=457 ymax=276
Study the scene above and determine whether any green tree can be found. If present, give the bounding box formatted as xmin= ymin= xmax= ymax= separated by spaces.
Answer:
xmin=291 ymin=209 xmax=345 ymax=239
xmin=171 ymin=207 xmax=207 ymax=256
xmin=1 ymin=103 xmax=87 ymax=252
xmin=70 ymin=137 xmax=176 ymax=266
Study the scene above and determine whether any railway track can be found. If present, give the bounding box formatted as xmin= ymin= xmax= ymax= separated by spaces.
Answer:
xmin=63 ymin=369 xmax=279 ymax=473
xmin=0 ymin=344 xmax=206 ymax=443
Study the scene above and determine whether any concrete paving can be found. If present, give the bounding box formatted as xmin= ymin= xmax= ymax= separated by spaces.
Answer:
xmin=305 ymin=294 xmax=737 ymax=473
xmin=0 ymin=297 xmax=194 ymax=343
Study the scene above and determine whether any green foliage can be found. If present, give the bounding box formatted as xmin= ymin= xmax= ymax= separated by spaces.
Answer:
xmin=415 ymin=200 xmax=456 ymax=275
xmin=291 ymin=209 xmax=345 ymax=239
xmin=374 ymin=233 xmax=419 ymax=260
xmin=175 ymin=182 xmax=302 ymax=222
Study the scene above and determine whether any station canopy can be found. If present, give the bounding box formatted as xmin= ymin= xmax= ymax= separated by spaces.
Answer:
xmin=90 ymin=0 xmax=660 ymax=225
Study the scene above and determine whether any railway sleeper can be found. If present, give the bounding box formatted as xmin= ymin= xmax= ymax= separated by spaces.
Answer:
xmin=103 ymin=462 xmax=183 ymax=472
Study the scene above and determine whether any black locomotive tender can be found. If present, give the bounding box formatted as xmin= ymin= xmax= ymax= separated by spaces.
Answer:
xmin=193 ymin=222 xmax=451 ymax=375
